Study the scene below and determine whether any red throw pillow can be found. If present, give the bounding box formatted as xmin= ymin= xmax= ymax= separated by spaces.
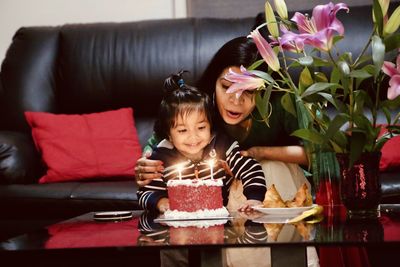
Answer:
xmin=378 ymin=125 xmax=400 ymax=171
xmin=25 ymin=108 xmax=142 ymax=183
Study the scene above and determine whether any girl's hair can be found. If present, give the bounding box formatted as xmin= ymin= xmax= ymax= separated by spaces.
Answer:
xmin=154 ymin=70 xmax=214 ymax=140
xmin=196 ymin=36 xmax=262 ymax=97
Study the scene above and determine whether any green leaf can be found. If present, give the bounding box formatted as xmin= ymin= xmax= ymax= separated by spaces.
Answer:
xmin=384 ymin=33 xmax=400 ymax=52
xmin=247 ymin=59 xmax=264 ymax=70
xmin=291 ymin=128 xmax=325 ymax=144
xmin=330 ymin=67 xmax=341 ymax=84
xmin=298 ymin=56 xmax=314 ymax=66
xmin=349 ymin=69 xmax=373 ymax=79
xmin=371 ymin=35 xmax=385 ymax=77
xmin=373 ymin=0 xmax=384 ymax=36
xmin=331 ymin=132 xmax=348 ymax=153
xmin=299 ymin=67 xmax=313 ymax=92
xmin=349 ymin=132 xmax=366 ymax=167
xmin=314 ymin=72 xmax=328 ymax=83
xmin=249 ymin=70 xmax=274 ymax=83
xmin=311 ymin=57 xmax=330 ymax=67
xmin=295 ymin=97 xmax=313 ymax=131
xmin=325 ymin=114 xmax=349 ymax=140
xmin=338 ymin=61 xmax=350 ymax=76
xmin=281 ymin=92 xmax=296 ymax=117
xmin=255 ymin=84 xmax=272 ymax=124
xmin=301 ymin=82 xmax=339 ymax=98
xmin=332 ymin=35 xmax=344 ymax=45
xmin=317 ymin=92 xmax=337 ymax=108
xmin=353 ymin=91 xmax=367 ymax=114
xmin=382 ymin=106 xmax=392 ymax=124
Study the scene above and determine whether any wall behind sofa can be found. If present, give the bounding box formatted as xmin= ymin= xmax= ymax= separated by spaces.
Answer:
xmin=0 ymin=0 xmax=186 ymax=63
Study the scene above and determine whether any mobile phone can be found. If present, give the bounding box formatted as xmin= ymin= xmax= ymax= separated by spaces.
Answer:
xmin=93 ymin=211 xmax=133 ymax=221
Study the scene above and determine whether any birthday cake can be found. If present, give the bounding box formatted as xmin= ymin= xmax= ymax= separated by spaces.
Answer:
xmin=164 ymin=179 xmax=229 ymax=219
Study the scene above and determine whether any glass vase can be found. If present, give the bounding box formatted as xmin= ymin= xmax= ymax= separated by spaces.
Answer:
xmin=336 ymin=152 xmax=381 ymax=219
xmin=312 ymin=151 xmax=343 ymax=219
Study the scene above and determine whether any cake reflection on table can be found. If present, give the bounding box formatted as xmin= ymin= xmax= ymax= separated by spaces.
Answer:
xmin=166 ymin=219 xmax=227 ymax=245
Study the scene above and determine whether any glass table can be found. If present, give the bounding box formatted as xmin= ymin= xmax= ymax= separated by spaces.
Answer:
xmin=1 ymin=205 xmax=399 ymax=267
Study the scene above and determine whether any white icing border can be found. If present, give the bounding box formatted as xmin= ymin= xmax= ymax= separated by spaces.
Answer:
xmin=165 ymin=219 xmax=228 ymax=228
xmin=164 ymin=207 xmax=229 ymax=219
xmin=167 ymin=179 xmax=223 ymax=187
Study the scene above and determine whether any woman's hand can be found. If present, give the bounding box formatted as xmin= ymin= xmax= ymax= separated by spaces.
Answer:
xmin=157 ymin=198 xmax=170 ymax=213
xmin=135 ymin=152 xmax=164 ymax=187
xmin=241 ymin=145 xmax=309 ymax=166
xmin=240 ymin=146 xmax=264 ymax=161
xmin=237 ymin=199 xmax=262 ymax=212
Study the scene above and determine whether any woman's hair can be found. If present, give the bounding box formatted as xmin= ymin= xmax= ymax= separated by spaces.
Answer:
xmin=154 ymin=70 xmax=214 ymax=140
xmin=196 ymin=36 xmax=263 ymax=97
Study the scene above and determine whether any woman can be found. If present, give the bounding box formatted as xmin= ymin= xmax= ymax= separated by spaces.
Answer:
xmin=136 ymin=36 xmax=310 ymax=206
xmin=136 ymin=36 xmax=319 ymax=267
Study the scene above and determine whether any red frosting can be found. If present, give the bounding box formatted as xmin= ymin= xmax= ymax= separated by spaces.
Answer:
xmin=168 ymin=182 xmax=223 ymax=212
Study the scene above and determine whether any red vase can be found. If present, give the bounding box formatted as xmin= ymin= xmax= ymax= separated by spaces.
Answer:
xmin=336 ymin=152 xmax=381 ymax=218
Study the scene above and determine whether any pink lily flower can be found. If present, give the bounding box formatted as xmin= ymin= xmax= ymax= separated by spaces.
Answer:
xmin=278 ymin=25 xmax=305 ymax=52
xmin=382 ymin=54 xmax=400 ymax=100
xmin=224 ymin=66 xmax=265 ymax=98
xmin=288 ymin=2 xmax=349 ymax=52
xmin=248 ymin=29 xmax=280 ymax=72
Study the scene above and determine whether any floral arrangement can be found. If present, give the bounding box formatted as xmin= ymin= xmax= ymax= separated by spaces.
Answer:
xmin=226 ymin=0 xmax=400 ymax=166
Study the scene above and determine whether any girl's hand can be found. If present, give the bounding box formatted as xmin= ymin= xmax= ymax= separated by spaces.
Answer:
xmin=135 ymin=151 xmax=164 ymax=187
xmin=157 ymin=198 xmax=170 ymax=213
xmin=237 ymin=199 xmax=262 ymax=212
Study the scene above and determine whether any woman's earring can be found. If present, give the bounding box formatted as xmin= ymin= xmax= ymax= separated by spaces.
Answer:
xmin=212 ymin=92 xmax=216 ymax=107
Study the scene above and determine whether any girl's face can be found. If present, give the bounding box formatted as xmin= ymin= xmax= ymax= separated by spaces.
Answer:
xmin=169 ymin=110 xmax=211 ymax=161
xmin=215 ymin=66 xmax=256 ymax=125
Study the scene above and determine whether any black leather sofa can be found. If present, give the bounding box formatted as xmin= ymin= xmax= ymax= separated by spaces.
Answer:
xmin=0 ymin=5 xmax=399 ymax=219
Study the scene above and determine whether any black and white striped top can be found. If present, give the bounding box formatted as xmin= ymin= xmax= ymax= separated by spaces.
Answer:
xmin=137 ymin=133 xmax=267 ymax=212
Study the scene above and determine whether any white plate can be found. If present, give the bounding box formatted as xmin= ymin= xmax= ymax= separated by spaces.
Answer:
xmin=253 ymin=204 xmax=317 ymax=216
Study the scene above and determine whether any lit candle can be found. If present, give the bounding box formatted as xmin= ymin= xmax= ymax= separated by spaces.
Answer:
xmin=176 ymin=164 xmax=183 ymax=180
xmin=208 ymin=159 xmax=214 ymax=180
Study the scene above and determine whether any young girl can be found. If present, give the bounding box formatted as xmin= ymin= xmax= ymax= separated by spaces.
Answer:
xmin=137 ymin=70 xmax=266 ymax=213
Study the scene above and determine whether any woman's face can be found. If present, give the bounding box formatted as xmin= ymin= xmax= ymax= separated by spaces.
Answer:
xmin=215 ymin=66 xmax=256 ymax=125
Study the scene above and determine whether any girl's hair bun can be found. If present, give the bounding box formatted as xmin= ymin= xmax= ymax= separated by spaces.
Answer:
xmin=163 ymin=69 xmax=189 ymax=94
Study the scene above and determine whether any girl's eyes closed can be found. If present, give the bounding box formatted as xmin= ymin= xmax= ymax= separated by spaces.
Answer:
xmin=177 ymin=128 xmax=187 ymax=133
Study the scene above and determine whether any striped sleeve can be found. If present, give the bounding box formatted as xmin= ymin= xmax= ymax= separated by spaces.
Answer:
xmin=226 ymin=141 xmax=266 ymax=201
xmin=137 ymin=178 xmax=168 ymax=212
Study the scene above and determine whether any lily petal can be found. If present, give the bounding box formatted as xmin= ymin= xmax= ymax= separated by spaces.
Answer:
xmin=387 ymin=75 xmax=400 ymax=100
xmin=265 ymin=1 xmax=279 ymax=37
xmin=224 ymin=68 xmax=265 ymax=98
xmin=249 ymin=29 xmax=280 ymax=72
xmin=316 ymin=3 xmax=348 ymax=35
xmin=274 ymin=0 xmax=288 ymax=20
xmin=382 ymin=61 xmax=397 ymax=77
xmin=290 ymin=2 xmax=348 ymax=52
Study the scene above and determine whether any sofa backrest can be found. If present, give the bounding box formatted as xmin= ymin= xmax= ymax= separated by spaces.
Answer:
xmin=0 ymin=5 xmax=388 ymax=148
xmin=0 ymin=17 xmax=255 ymax=146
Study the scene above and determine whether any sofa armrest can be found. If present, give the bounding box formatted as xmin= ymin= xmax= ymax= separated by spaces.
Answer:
xmin=0 ymin=131 xmax=44 ymax=184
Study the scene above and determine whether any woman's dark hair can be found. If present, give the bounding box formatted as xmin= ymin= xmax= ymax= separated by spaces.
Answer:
xmin=154 ymin=70 xmax=214 ymax=140
xmin=196 ymin=36 xmax=263 ymax=97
